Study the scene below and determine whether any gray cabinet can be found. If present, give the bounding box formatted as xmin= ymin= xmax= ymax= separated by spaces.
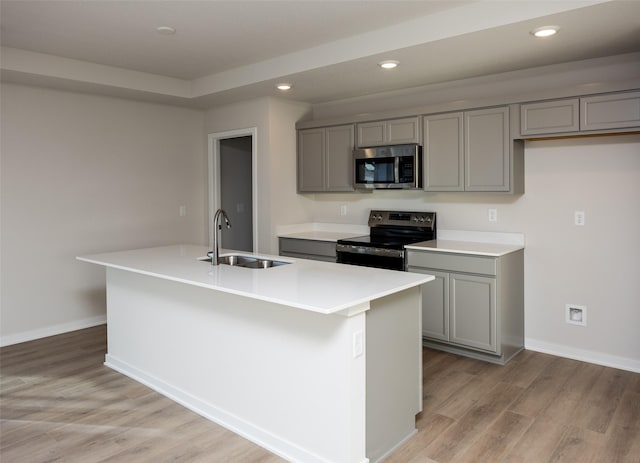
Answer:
xmin=581 ymin=91 xmax=640 ymax=131
xmin=279 ymin=237 xmax=337 ymax=262
xmin=298 ymin=124 xmax=354 ymax=192
xmin=407 ymin=248 xmax=524 ymax=364
xmin=418 ymin=269 xmax=449 ymax=341
xmin=423 ymin=106 xmax=522 ymax=193
xmin=298 ymin=128 xmax=324 ymax=192
xmin=423 ymin=112 xmax=464 ymax=191
xmin=465 ymin=107 xmax=510 ymax=192
xmin=518 ymin=90 xmax=640 ymax=137
xmin=520 ymin=98 xmax=580 ymax=135
xmin=450 ymin=273 xmax=496 ymax=352
xmin=356 ymin=117 xmax=420 ymax=147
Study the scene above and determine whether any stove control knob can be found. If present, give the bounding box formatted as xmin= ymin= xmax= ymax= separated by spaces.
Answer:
xmin=418 ymin=216 xmax=425 ymax=222
xmin=412 ymin=216 xmax=419 ymax=222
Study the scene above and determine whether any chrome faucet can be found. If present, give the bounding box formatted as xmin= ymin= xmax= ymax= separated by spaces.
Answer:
xmin=211 ymin=208 xmax=231 ymax=265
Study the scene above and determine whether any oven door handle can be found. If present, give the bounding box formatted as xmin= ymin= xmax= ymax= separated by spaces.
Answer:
xmin=336 ymin=244 xmax=404 ymax=259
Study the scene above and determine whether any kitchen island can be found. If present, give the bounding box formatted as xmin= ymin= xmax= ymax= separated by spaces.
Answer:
xmin=78 ymin=245 xmax=433 ymax=463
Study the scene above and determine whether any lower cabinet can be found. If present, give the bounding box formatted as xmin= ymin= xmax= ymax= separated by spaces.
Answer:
xmin=450 ymin=273 xmax=496 ymax=352
xmin=279 ymin=237 xmax=337 ymax=262
xmin=407 ymin=248 xmax=523 ymax=364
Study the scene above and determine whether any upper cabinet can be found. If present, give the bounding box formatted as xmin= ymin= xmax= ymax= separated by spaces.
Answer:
xmin=465 ymin=107 xmax=511 ymax=192
xmin=296 ymin=89 xmax=637 ymax=196
xmin=518 ymin=90 xmax=640 ymax=137
xmin=581 ymin=91 xmax=640 ymax=131
xmin=520 ymin=98 xmax=580 ymax=135
xmin=356 ymin=117 xmax=420 ymax=147
xmin=423 ymin=106 xmax=523 ymax=193
xmin=298 ymin=124 xmax=355 ymax=193
xmin=423 ymin=112 xmax=464 ymax=191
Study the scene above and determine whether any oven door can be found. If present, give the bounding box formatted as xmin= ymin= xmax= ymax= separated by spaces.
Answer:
xmin=336 ymin=244 xmax=405 ymax=271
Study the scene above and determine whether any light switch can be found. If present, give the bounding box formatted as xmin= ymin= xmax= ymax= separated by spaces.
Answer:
xmin=488 ymin=208 xmax=497 ymax=222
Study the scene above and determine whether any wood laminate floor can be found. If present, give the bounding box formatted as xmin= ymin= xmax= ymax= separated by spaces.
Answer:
xmin=1 ymin=326 xmax=638 ymax=463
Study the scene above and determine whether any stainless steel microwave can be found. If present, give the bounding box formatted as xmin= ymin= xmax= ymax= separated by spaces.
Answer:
xmin=354 ymin=144 xmax=422 ymax=189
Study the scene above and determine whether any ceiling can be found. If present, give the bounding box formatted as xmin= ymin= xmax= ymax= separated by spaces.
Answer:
xmin=1 ymin=0 xmax=639 ymax=108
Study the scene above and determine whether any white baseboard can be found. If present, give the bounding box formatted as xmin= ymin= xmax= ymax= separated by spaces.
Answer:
xmin=525 ymin=337 xmax=640 ymax=373
xmin=0 ymin=315 xmax=106 ymax=347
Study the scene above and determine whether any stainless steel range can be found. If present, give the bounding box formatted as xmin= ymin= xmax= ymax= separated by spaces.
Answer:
xmin=336 ymin=210 xmax=436 ymax=271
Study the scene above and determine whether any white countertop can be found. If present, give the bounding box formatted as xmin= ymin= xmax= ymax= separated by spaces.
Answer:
xmin=278 ymin=230 xmax=365 ymax=242
xmin=405 ymin=239 xmax=524 ymax=257
xmin=78 ymin=244 xmax=432 ymax=315
xmin=277 ymin=222 xmax=368 ymax=242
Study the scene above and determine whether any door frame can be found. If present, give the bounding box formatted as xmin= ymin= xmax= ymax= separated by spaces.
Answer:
xmin=207 ymin=127 xmax=258 ymax=252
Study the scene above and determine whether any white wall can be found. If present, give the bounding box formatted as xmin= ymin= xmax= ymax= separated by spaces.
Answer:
xmin=297 ymin=134 xmax=640 ymax=370
xmin=0 ymin=83 xmax=207 ymax=344
xmin=205 ymin=97 xmax=313 ymax=254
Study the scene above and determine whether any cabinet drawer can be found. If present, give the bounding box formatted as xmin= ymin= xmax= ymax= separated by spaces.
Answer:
xmin=407 ymin=250 xmax=496 ymax=276
xmin=520 ymin=98 xmax=579 ymax=135
xmin=279 ymin=238 xmax=336 ymax=258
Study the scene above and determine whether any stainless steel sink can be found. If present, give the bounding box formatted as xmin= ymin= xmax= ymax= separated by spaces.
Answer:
xmin=239 ymin=258 xmax=289 ymax=269
xmin=198 ymin=254 xmax=290 ymax=269
xmin=217 ymin=255 xmax=257 ymax=266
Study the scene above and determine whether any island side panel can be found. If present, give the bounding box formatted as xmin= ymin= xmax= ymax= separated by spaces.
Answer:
xmin=104 ymin=268 xmax=368 ymax=463
xmin=366 ymin=286 xmax=423 ymax=463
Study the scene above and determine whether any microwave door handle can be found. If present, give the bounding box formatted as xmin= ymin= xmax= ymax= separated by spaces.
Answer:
xmin=394 ymin=156 xmax=399 ymax=184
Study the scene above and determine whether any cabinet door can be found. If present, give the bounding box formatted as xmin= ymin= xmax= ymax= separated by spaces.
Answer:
xmin=581 ymin=91 xmax=640 ymax=131
xmin=450 ymin=273 xmax=497 ymax=353
xmin=325 ymin=125 xmax=355 ymax=191
xmin=423 ymin=112 xmax=464 ymax=191
xmin=386 ymin=117 xmax=420 ymax=144
xmin=298 ymin=128 xmax=325 ymax=192
xmin=520 ymin=98 xmax=579 ymax=135
xmin=465 ymin=107 xmax=510 ymax=192
xmin=357 ymin=117 xmax=420 ymax=146
xmin=357 ymin=121 xmax=385 ymax=147
xmin=409 ymin=267 xmax=450 ymax=341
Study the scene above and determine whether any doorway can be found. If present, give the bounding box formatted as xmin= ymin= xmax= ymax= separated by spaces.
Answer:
xmin=208 ymin=128 xmax=257 ymax=253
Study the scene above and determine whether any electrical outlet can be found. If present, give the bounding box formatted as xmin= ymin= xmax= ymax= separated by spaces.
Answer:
xmin=488 ymin=208 xmax=497 ymax=222
xmin=574 ymin=211 xmax=585 ymax=226
xmin=566 ymin=304 xmax=587 ymax=326
xmin=179 ymin=205 xmax=187 ymax=217
xmin=340 ymin=205 xmax=348 ymax=216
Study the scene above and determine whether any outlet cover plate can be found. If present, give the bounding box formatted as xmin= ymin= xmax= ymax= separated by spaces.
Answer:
xmin=566 ymin=304 xmax=587 ymax=326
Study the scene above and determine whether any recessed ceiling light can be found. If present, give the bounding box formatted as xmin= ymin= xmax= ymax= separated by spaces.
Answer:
xmin=156 ymin=26 xmax=176 ymax=35
xmin=378 ymin=60 xmax=399 ymax=69
xmin=530 ymin=26 xmax=559 ymax=38
xmin=276 ymin=83 xmax=292 ymax=91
